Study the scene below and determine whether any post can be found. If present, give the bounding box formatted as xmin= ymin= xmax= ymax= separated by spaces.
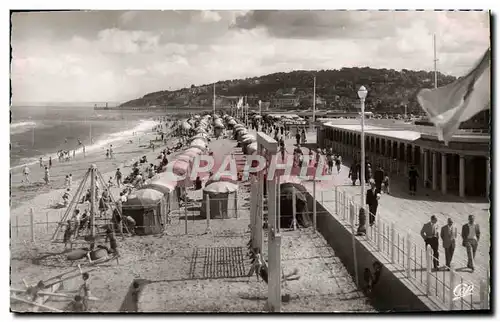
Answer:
xmin=311 ymin=75 xmax=316 ymax=132
xmin=30 ymin=208 xmax=35 ymax=243
xmin=486 ymin=157 xmax=490 ymax=198
xmin=441 ymin=153 xmax=447 ymax=194
xmin=334 ymin=186 xmax=338 ymax=216
xmin=312 ymin=172 xmax=317 ymax=231
xmin=359 ymin=92 xmax=366 ymax=209
xmin=432 ymin=151 xmax=437 ymax=191
xmin=459 ymin=155 xmax=465 ymax=198
xmin=406 ymin=232 xmax=412 ymax=278
xmin=449 ymin=269 xmax=456 ymax=310
xmin=184 ymin=199 xmax=188 ymax=235
xmin=350 ymin=201 xmax=359 ymax=288
xmin=376 ymin=216 xmax=381 ymax=251
xmin=234 ymin=190 xmax=238 ymax=219
xmin=292 ymin=188 xmax=297 ymax=231
xmin=277 ymin=176 xmax=281 ymax=232
xmin=426 ymin=245 xmax=432 ymax=296
xmin=343 ymin=192 xmax=347 ymax=220
xmin=479 ymin=279 xmax=487 ymax=309
xmin=89 ymin=165 xmax=96 ymax=245
xmin=423 ymin=149 xmax=428 ymax=188
xmin=391 ymin=222 xmax=396 ymax=263
xmin=205 ymin=194 xmax=211 ymax=234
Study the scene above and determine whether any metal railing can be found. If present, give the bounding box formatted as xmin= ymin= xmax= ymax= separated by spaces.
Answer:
xmin=326 ymin=187 xmax=489 ymax=310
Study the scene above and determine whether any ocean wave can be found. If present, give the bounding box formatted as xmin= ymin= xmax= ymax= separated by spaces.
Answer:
xmin=10 ymin=119 xmax=159 ymax=171
xmin=10 ymin=121 xmax=36 ymax=134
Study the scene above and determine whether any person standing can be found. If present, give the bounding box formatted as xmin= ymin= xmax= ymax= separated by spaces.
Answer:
xmin=366 ymin=179 xmax=380 ymax=226
xmin=22 ymin=165 xmax=31 ymax=184
xmin=109 ymin=145 xmax=114 ymax=159
xmin=115 ymin=168 xmax=123 ymax=188
xmin=39 ymin=157 xmax=43 ymax=168
xmin=461 ymin=215 xmax=480 ymax=272
xmin=374 ymin=165 xmax=385 ymax=192
xmin=295 ymin=131 xmax=301 ymax=146
xmin=44 ymin=166 xmax=50 ymax=184
xmin=440 ymin=218 xmax=457 ymax=270
xmin=420 ymin=215 xmax=440 ymax=271
xmin=301 ymin=128 xmax=306 ymax=144
xmin=408 ymin=164 xmax=419 ymax=196
xmin=69 ymin=174 xmax=73 ymax=188
xmin=49 ymin=156 xmax=52 ymax=168
xmin=348 ymin=161 xmax=359 ymax=186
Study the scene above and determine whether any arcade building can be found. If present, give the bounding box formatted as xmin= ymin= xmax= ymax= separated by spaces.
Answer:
xmin=317 ymin=121 xmax=490 ymax=198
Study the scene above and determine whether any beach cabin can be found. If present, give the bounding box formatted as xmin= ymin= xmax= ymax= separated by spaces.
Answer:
xmin=200 ymin=181 xmax=238 ymax=219
xmin=122 ymin=188 xmax=165 ymax=235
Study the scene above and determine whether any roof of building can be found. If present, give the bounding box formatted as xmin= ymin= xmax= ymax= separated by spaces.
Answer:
xmin=323 ymin=121 xmax=489 ymax=143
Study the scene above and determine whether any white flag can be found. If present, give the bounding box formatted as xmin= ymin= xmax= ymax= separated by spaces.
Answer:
xmin=417 ymin=48 xmax=490 ymax=145
xmin=237 ymin=97 xmax=243 ymax=110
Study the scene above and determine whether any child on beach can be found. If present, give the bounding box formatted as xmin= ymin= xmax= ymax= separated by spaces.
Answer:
xmin=69 ymin=174 xmax=73 ymax=188
xmin=108 ymin=177 xmax=114 ymax=188
xmin=22 ymin=166 xmax=31 ymax=184
xmin=44 ymin=166 xmax=50 ymax=184
xmin=106 ymin=149 xmax=110 ymax=159
xmin=49 ymin=157 xmax=52 ymax=168
xmin=39 ymin=157 xmax=43 ymax=168
xmin=65 ymin=175 xmax=70 ymax=188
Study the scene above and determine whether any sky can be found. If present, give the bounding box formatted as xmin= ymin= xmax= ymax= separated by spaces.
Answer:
xmin=10 ymin=10 xmax=490 ymax=103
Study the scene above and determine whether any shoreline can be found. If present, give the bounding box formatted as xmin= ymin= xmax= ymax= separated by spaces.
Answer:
xmin=10 ymin=118 xmax=160 ymax=171
xmin=9 ymin=121 xmax=172 ymax=211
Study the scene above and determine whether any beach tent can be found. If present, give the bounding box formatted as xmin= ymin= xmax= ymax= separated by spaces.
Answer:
xmin=278 ymin=183 xmax=312 ymax=229
xmin=190 ymin=138 xmax=207 ymax=150
xmin=200 ymin=181 xmax=239 ymax=219
xmin=246 ymin=142 xmax=258 ymax=155
xmin=122 ymin=189 xmax=165 ymax=235
xmin=171 ymin=159 xmax=191 ymax=177
xmin=176 ymin=154 xmax=194 ymax=163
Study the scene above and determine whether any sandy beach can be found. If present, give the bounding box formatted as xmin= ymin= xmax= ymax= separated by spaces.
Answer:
xmin=10 ymin=124 xmax=372 ymax=312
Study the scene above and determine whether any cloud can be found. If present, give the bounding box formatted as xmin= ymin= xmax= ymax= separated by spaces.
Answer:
xmin=10 ymin=10 xmax=490 ymax=103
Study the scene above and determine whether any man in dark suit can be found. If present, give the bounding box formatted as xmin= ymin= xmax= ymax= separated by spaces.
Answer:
xmin=461 ymin=215 xmax=480 ymax=272
xmin=440 ymin=218 xmax=457 ymax=270
xmin=420 ymin=215 xmax=439 ymax=271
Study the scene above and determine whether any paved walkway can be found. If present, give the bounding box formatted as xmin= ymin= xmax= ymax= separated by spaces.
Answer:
xmin=277 ymin=130 xmax=490 ymax=310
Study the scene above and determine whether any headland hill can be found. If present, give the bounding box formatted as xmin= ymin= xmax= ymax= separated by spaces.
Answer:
xmin=110 ymin=67 xmax=457 ymax=116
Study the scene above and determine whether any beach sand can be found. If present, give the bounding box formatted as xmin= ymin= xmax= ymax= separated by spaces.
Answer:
xmin=10 ymin=129 xmax=372 ymax=312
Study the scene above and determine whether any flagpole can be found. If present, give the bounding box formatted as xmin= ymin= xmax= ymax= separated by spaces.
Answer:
xmin=433 ymin=34 xmax=438 ymax=89
xmin=311 ymin=75 xmax=316 ymax=132
xmin=213 ymin=83 xmax=216 ymax=117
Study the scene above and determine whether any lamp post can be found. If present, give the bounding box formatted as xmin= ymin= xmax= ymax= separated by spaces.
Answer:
xmin=310 ymin=75 xmax=316 ymax=132
xmin=358 ymin=86 xmax=368 ymax=208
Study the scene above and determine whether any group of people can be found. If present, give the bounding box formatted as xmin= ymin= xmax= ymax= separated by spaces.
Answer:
xmin=421 ymin=214 xmax=481 ymax=272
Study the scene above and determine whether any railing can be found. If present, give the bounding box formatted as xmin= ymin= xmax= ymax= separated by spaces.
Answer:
xmin=327 ymin=187 xmax=489 ymax=310
xmin=10 ymin=186 xmax=489 ymax=310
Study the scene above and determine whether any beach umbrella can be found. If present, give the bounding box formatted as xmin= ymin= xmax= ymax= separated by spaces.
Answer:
xmin=254 ymin=115 xmax=262 ymax=119
xmin=185 ymin=147 xmax=203 ymax=155
xmin=246 ymin=142 xmax=258 ymax=155
xmin=190 ymin=139 xmax=207 ymax=150
xmin=204 ymin=181 xmax=238 ymax=194
xmin=176 ymin=154 xmax=194 ymax=163
xmin=181 ymin=122 xmax=192 ymax=130
xmin=125 ymin=189 xmax=163 ymax=208
xmin=227 ymin=119 xmax=237 ymax=126
xmin=142 ymin=181 xmax=176 ymax=195
xmin=233 ymin=124 xmax=245 ymax=130
xmin=183 ymin=149 xmax=201 ymax=159
xmin=171 ymin=159 xmax=191 ymax=176
xmin=242 ymin=137 xmax=256 ymax=145
xmin=214 ymin=123 xmax=225 ymax=129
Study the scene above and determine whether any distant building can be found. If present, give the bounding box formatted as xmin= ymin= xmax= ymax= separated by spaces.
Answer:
xmin=272 ymin=94 xmax=300 ymax=109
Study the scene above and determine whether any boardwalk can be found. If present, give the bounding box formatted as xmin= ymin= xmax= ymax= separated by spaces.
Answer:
xmin=275 ymin=129 xmax=490 ymax=310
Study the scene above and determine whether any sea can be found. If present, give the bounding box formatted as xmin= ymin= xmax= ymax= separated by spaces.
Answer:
xmin=10 ymin=105 xmax=178 ymax=170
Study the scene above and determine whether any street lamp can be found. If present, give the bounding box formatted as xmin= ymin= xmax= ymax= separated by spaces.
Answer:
xmin=358 ymin=86 xmax=368 ymax=209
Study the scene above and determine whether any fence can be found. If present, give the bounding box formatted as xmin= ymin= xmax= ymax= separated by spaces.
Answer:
xmin=10 ymin=185 xmax=489 ymax=310
xmin=325 ymin=187 xmax=489 ymax=310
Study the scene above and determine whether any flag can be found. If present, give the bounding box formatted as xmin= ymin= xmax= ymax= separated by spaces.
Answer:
xmin=237 ymin=97 xmax=243 ymax=110
xmin=417 ymin=48 xmax=491 ymax=145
